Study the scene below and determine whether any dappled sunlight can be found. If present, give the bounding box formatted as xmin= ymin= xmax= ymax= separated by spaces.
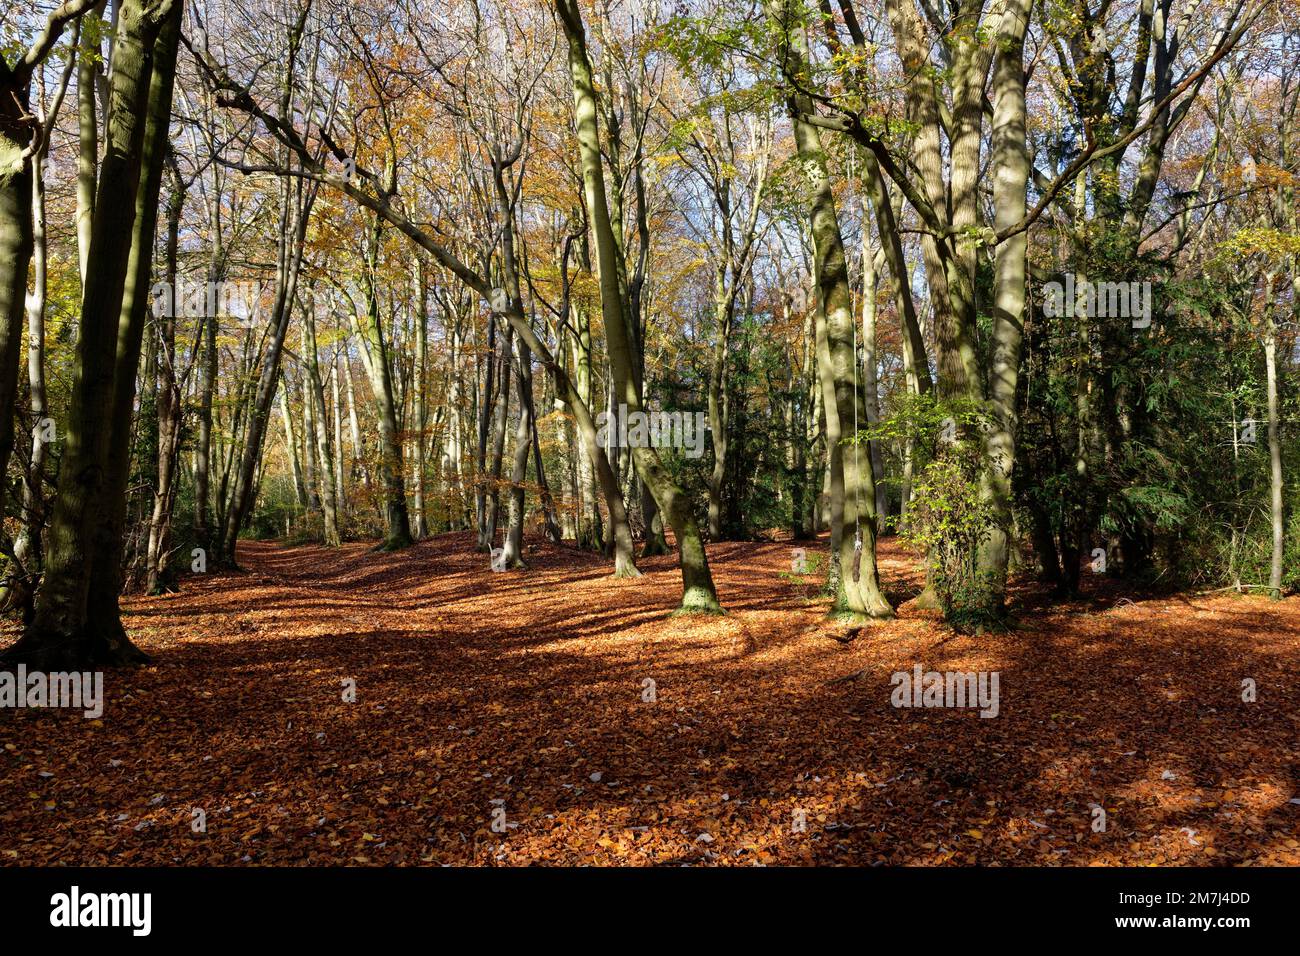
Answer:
xmin=3 ymin=533 xmax=1297 ymax=866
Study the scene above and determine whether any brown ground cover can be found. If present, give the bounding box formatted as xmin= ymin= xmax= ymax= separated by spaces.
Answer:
xmin=2 ymin=534 xmax=1298 ymax=865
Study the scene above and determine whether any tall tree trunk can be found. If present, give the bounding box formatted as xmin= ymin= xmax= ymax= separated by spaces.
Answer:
xmin=977 ymin=0 xmax=1032 ymax=609
xmin=774 ymin=0 xmax=891 ymax=619
xmin=443 ymin=310 xmax=465 ymax=530
xmin=219 ymin=10 xmax=319 ymax=560
xmin=475 ymin=314 xmax=498 ymax=548
xmin=145 ymin=157 xmax=184 ymax=593
xmin=303 ymin=302 xmax=341 ymax=546
xmin=570 ymin=302 xmax=605 ymax=551
xmin=8 ymin=0 xmax=174 ymax=669
xmin=556 ymin=0 xmax=720 ymax=612
xmin=75 ymin=3 xmax=103 ymax=286
xmin=281 ymin=381 xmax=308 ymax=508
xmin=529 ymin=388 xmax=563 ymax=544
xmin=343 ymin=347 xmax=366 ymax=488
xmin=13 ymin=132 xmax=50 ymax=610
xmin=514 ymin=303 xmax=635 ymax=572
xmin=332 ymin=362 xmax=345 ymax=519
xmin=1264 ymin=299 xmax=1284 ymax=597
xmin=491 ymin=150 xmax=532 ymax=569
xmin=788 ymin=292 xmax=814 ymax=539
xmin=707 ymin=269 xmax=732 ymax=540
xmin=860 ymin=214 xmax=887 ymax=524
xmin=861 ymin=150 xmax=931 ymax=396
xmin=814 ymin=295 xmax=845 ymax=595
xmin=193 ymin=256 xmax=218 ymax=548
xmin=501 ymin=334 xmax=533 ymax=569
xmin=353 ymin=259 xmax=413 ymax=550
xmin=221 ymin=177 xmax=310 ymax=560
xmin=0 ymin=79 xmax=37 ymax=556
xmin=411 ymin=261 xmax=429 ymax=538
xmin=300 ymin=371 xmax=321 ymax=512
xmin=84 ymin=0 xmax=183 ymax=651
xmin=483 ymin=325 xmax=512 ymax=550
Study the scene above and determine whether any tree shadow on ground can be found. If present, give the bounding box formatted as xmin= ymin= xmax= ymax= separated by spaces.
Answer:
xmin=1 ymin=533 xmax=1297 ymax=865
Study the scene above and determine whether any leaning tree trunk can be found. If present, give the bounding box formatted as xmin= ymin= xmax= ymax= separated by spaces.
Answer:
xmin=535 ymin=310 xmax=637 ymax=574
xmin=556 ymin=0 xmax=720 ymax=612
xmin=500 ymin=298 xmax=636 ymax=574
xmin=220 ymin=11 xmax=319 ymax=559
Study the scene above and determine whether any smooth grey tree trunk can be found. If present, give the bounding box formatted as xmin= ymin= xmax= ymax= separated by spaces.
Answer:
xmin=557 ymin=0 xmax=720 ymax=611
xmin=774 ymin=0 xmax=891 ymax=619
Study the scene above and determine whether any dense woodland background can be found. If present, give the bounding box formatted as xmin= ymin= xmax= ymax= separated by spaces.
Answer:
xmin=0 ymin=0 xmax=1298 ymax=668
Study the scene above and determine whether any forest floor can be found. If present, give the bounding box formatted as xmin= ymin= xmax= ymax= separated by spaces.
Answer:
xmin=2 ymin=533 xmax=1298 ymax=866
